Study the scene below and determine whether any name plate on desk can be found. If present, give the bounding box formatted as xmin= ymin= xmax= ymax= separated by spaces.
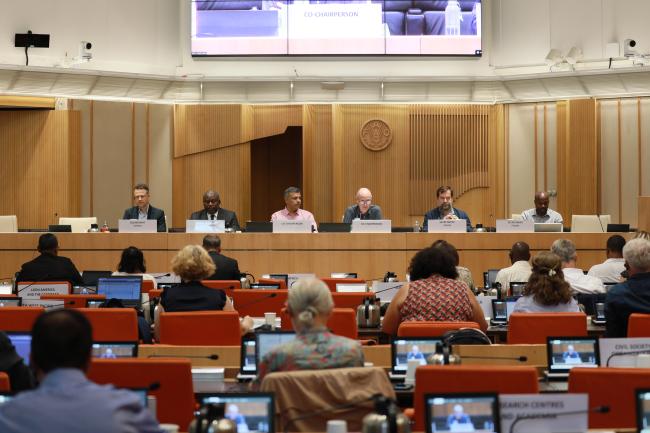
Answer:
xmin=351 ymin=219 xmax=391 ymax=233
xmin=500 ymin=394 xmax=588 ymax=433
xmin=21 ymin=299 xmax=65 ymax=310
xmin=371 ymin=281 xmax=404 ymax=303
xmin=272 ymin=220 xmax=312 ymax=233
xmin=17 ymin=282 xmax=69 ymax=299
xmin=496 ymin=219 xmax=534 ymax=233
xmin=118 ymin=219 xmax=157 ymax=233
xmin=599 ymin=337 xmax=650 ymax=367
xmin=186 ymin=219 xmax=225 ymax=233
xmin=427 ymin=219 xmax=466 ymax=233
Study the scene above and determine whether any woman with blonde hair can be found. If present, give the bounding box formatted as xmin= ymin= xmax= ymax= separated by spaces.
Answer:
xmin=513 ymin=251 xmax=579 ymax=313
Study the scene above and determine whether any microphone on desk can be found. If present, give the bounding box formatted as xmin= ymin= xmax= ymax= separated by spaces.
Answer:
xmin=508 ymin=405 xmax=609 ymax=433
xmin=147 ymin=354 xmax=220 ymax=360
xmin=460 ymin=355 xmax=528 ymax=362
xmin=154 ymin=273 xmax=171 ymax=279
xmin=606 ymin=349 xmax=650 ymax=367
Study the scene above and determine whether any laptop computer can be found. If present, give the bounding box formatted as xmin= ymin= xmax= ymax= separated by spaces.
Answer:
xmin=81 ymin=270 xmax=113 ymax=287
xmin=534 ymin=222 xmax=563 ymax=233
xmin=483 ymin=269 xmax=499 ymax=289
xmin=266 ymin=274 xmax=288 ymax=285
xmin=92 ymin=341 xmax=138 ymax=358
xmin=48 ymin=224 xmax=72 ymax=232
xmin=636 ymin=389 xmax=650 ymax=433
xmin=331 ymin=273 xmax=358 ymax=279
xmin=509 ymin=282 xmax=527 ymax=297
xmin=249 ymin=283 xmax=281 ymax=290
xmin=196 ymin=392 xmax=275 ymax=433
xmin=490 ymin=299 xmax=516 ymax=326
xmin=608 ymin=223 xmax=630 ymax=232
xmin=245 ymin=222 xmax=273 ymax=233
xmin=390 ymin=337 xmax=441 ymax=380
xmin=319 ymin=223 xmax=351 ymax=233
xmin=97 ymin=276 xmax=142 ymax=308
xmin=545 ymin=336 xmax=599 ymax=380
xmin=592 ymin=302 xmax=606 ymax=325
xmin=0 ymin=296 xmax=21 ymax=307
xmin=7 ymin=332 xmax=32 ymax=366
xmin=336 ymin=283 xmax=367 ymax=293
xmin=425 ymin=392 xmax=500 ymax=433
xmin=87 ymin=300 xmax=105 ymax=308
xmin=236 ymin=332 xmax=296 ymax=381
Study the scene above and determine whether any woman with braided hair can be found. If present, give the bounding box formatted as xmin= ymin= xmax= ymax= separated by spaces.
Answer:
xmin=513 ymin=251 xmax=580 ymax=313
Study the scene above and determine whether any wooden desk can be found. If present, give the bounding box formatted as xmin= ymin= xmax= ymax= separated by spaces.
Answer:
xmin=0 ymin=232 xmax=624 ymax=283
xmin=487 ymin=323 xmax=606 ymax=344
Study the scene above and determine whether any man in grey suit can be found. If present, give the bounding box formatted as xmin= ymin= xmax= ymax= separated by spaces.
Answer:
xmin=343 ymin=187 xmax=383 ymax=223
xmin=122 ymin=183 xmax=167 ymax=232
xmin=190 ymin=190 xmax=241 ymax=231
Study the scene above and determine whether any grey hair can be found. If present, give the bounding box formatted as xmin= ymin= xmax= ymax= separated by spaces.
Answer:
xmin=550 ymin=239 xmax=577 ymax=263
xmin=287 ymin=278 xmax=333 ymax=330
xmin=284 ymin=186 xmax=301 ymax=199
xmin=623 ymin=238 xmax=650 ymax=272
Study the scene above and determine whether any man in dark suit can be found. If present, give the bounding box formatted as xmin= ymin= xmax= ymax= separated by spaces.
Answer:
xmin=422 ymin=186 xmax=472 ymax=232
xmin=189 ymin=190 xmax=240 ymax=231
xmin=16 ymin=233 xmax=83 ymax=285
xmin=122 ymin=183 xmax=166 ymax=232
xmin=202 ymin=234 xmax=241 ymax=281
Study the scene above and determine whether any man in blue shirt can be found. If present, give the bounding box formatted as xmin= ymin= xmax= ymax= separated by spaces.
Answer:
xmin=422 ymin=186 xmax=472 ymax=232
xmin=0 ymin=309 xmax=162 ymax=433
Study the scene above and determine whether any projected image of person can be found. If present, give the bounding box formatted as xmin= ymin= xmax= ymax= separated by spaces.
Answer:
xmin=447 ymin=404 xmax=473 ymax=430
xmin=100 ymin=348 xmax=117 ymax=359
xmin=226 ymin=404 xmax=250 ymax=433
xmin=562 ymin=344 xmax=580 ymax=362
xmin=406 ymin=345 xmax=426 ymax=365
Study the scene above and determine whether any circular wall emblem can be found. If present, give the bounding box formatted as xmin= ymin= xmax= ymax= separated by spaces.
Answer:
xmin=360 ymin=119 xmax=392 ymax=151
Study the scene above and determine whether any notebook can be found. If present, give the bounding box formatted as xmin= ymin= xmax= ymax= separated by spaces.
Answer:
xmin=97 ymin=276 xmax=142 ymax=308
xmin=92 ymin=341 xmax=138 ymax=358
xmin=236 ymin=332 xmax=296 ymax=381
xmin=7 ymin=332 xmax=32 ymax=366
xmin=425 ymin=392 xmax=500 ymax=433
xmin=545 ymin=336 xmax=599 ymax=380
xmin=390 ymin=337 xmax=442 ymax=379
xmin=196 ymin=392 xmax=275 ymax=433
xmin=490 ymin=299 xmax=516 ymax=325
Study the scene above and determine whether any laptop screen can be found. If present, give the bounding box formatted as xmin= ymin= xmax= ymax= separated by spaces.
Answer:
xmin=92 ymin=342 xmax=138 ymax=358
xmin=256 ymin=332 xmax=296 ymax=366
xmin=0 ymin=393 xmax=13 ymax=405
xmin=97 ymin=277 xmax=142 ymax=303
xmin=198 ymin=393 xmax=274 ymax=433
xmin=491 ymin=300 xmax=516 ymax=323
xmin=240 ymin=339 xmax=257 ymax=374
xmin=483 ymin=270 xmax=499 ymax=289
xmin=636 ymin=389 xmax=650 ymax=433
xmin=8 ymin=333 xmax=32 ymax=366
xmin=392 ymin=338 xmax=441 ymax=374
xmin=425 ymin=393 xmax=500 ymax=433
xmin=0 ymin=297 xmax=21 ymax=307
xmin=547 ymin=337 xmax=599 ymax=372
xmin=509 ymin=282 xmax=526 ymax=297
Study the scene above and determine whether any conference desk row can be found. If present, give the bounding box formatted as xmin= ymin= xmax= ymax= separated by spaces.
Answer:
xmin=0 ymin=232 xmax=625 ymax=284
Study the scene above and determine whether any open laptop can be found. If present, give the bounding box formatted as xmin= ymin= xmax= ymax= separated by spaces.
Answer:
xmin=490 ymin=299 xmax=516 ymax=326
xmin=245 ymin=222 xmax=273 ymax=233
xmin=7 ymin=332 xmax=32 ymax=366
xmin=425 ymin=392 xmax=500 ymax=433
xmin=545 ymin=336 xmax=599 ymax=380
xmin=236 ymin=332 xmax=296 ymax=381
xmin=0 ymin=296 xmax=21 ymax=307
xmin=509 ymin=282 xmax=527 ymax=297
xmin=319 ymin=223 xmax=351 ymax=233
xmin=196 ymin=393 xmax=275 ymax=433
xmin=390 ymin=337 xmax=441 ymax=380
xmin=534 ymin=222 xmax=563 ymax=233
xmin=592 ymin=302 xmax=606 ymax=325
xmin=636 ymin=389 xmax=650 ymax=433
xmin=48 ymin=224 xmax=72 ymax=232
xmin=92 ymin=341 xmax=138 ymax=358
xmin=97 ymin=276 xmax=142 ymax=308
xmin=81 ymin=270 xmax=113 ymax=288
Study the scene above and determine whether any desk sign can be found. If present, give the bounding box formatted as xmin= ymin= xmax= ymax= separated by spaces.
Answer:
xmin=371 ymin=281 xmax=405 ymax=303
xmin=118 ymin=219 xmax=157 ymax=233
xmin=599 ymin=337 xmax=650 ymax=367
xmin=272 ymin=220 xmax=312 ymax=233
xmin=500 ymin=394 xmax=588 ymax=433
xmin=427 ymin=219 xmax=466 ymax=233
xmin=21 ymin=299 xmax=65 ymax=310
xmin=351 ymin=219 xmax=391 ymax=233
xmin=496 ymin=219 xmax=534 ymax=233
xmin=186 ymin=219 xmax=225 ymax=233
xmin=288 ymin=273 xmax=316 ymax=288
xmin=17 ymin=283 xmax=69 ymax=299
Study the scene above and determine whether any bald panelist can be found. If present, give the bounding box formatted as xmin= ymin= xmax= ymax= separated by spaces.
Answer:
xmin=190 ymin=190 xmax=240 ymax=231
xmin=343 ymin=188 xmax=383 ymax=223
xmin=521 ymin=191 xmax=563 ymax=224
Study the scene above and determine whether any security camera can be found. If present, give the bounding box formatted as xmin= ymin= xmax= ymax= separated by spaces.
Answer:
xmin=79 ymin=41 xmax=92 ymax=60
xmin=624 ymin=39 xmax=637 ymax=57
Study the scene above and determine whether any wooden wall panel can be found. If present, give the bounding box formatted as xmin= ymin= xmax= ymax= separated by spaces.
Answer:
xmin=171 ymin=143 xmax=251 ymax=227
xmin=0 ymin=111 xmax=80 ymax=228
xmin=174 ymin=105 xmax=244 ymax=157
xmin=303 ymin=105 xmax=333 ymax=222
xmin=251 ymin=105 xmax=303 ymax=139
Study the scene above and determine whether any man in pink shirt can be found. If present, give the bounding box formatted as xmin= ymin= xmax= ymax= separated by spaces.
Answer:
xmin=271 ymin=186 xmax=317 ymax=232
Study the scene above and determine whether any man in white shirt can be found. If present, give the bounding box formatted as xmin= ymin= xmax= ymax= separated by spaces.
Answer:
xmin=587 ymin=235 xmax=626 ymax=284
xmin=520 ymin=191 xmax=563 ymax=224
xmin=495 ymin=242 xmax=533 ymax=290
xmin=551 ymin=239 xmax=605 ymax=294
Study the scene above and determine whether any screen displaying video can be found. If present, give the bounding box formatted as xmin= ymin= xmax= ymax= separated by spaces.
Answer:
xmin=548 ymin=339 xmax=598 ymax=370
xmin=427 ymin=395 xmax=497 ymax=433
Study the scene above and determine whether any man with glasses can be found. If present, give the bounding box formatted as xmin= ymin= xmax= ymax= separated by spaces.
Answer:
xmin=343 ymin=187 xmax=383 ymax=223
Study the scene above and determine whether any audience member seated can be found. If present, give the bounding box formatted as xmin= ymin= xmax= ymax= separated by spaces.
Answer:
xmin=588 ymin=235 xmax=626 ymax=284
xmin=158 ymin=245 xmax=252 ymax=336
xmin=551 ymin=239 xmax=605 ymax=294
xmin=202 ymin=235 xmax=241 ymax=281
xmin=0 ymin=332 xmax=34 ymax=392
xmin=512 ymin=252 xmax=580 ymax=313
xmin=495 ymin=242 xmax=532 ymax=290
xmin=382 ymin=245 xmax=488 ymax=335
xmin=605 ymin=238 xmax=650 ymax=337
xmin=15 ymin=233 xmax=83 ymax=285
xmin=112 ymin=246 xmax=157 ymax=288
xmin=432 ymin=239 xmax=475 ymax=293
xmin=342 ymin=187 xmax=383 ymax=223
xmin=0 ymin=309 xmax=162 ymax=433
xmin=253 ymin=278 xmax=364 ymax=388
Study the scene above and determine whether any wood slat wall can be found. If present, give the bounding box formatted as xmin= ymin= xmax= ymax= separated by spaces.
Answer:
xmin=173 ymin=105 xmax=244 ymax=158
xmin=0 ymin=111 xmax=80 ymax=228
xmin=303 ymin=105 xmax=333 ymax=222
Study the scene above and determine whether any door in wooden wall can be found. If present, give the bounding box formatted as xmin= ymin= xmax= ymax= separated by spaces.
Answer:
xmin=250 ymin=127 xmax=303 ymax=222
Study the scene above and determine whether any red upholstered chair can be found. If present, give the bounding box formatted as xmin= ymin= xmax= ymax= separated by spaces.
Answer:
xmin=0 ymin=307 xmax=44 ymax=331
xmin=158 ymin=311 xmax=241 ymax=345
xmin=627 ymin=313 xmax=650 ymax=337
xmin=78 ymin=308 xmax=138 ymax=341
xmin=327 ymin=308 xmax=358 ymax=340
xmin=258 ymin=278 xmax=287 ymax=290
xmin=141 ymin=279 xmax=155 ymax=294
xmin=412 ymin=365 xmax=539 ymax=431
xmin=88 ymin=358 xmax=194 ymax=429
xmin=202 ymin=280 xmax=242 ymax=290
xmin=397 ymin=321 xmax=479 ymax=337
xmin=41 ymin=294 xmax=106 ymax=308
xmin=0 ymin=372 xmax=9 ymax=392
xmin=331 ymin=292 xmax=369 ymax=309
xmin=148 ymin=289 xmax=162 ymax=300
xmin=569 ymin=367 xmax=650 ymax=428
xmin=321 ymin=278 xmax=366 ymax=292
xmin=232 ymin=289 xmax=288 ymax=316
xmin=507 ymin=313 xmax=587 ymax=344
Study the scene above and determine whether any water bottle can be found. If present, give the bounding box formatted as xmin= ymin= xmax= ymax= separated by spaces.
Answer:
xmin=413 ymin=220 xmax=420 ymax=233
xmin=100 ymin=220 xmax=109 ymax=232
xmin=445 ymin=0 xmax=462 ymax=36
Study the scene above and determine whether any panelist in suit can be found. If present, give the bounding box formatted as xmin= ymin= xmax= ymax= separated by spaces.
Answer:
xmin=122 ymin=183 xmax=166 ymax=232
xmin=422 ymin=186 xmax=472 ymax=232
xmin=271 ymin=186 xmax=317 ymax=232
xmin=202 ymin=234 xmax=241 ymax=281
xmin=342 ymin=187 xmax=383 ymax=223
xmin=189 ymin=190 xmax=241 ymax=231
xmin=16 ymin=233 xmax=83 ymax=285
